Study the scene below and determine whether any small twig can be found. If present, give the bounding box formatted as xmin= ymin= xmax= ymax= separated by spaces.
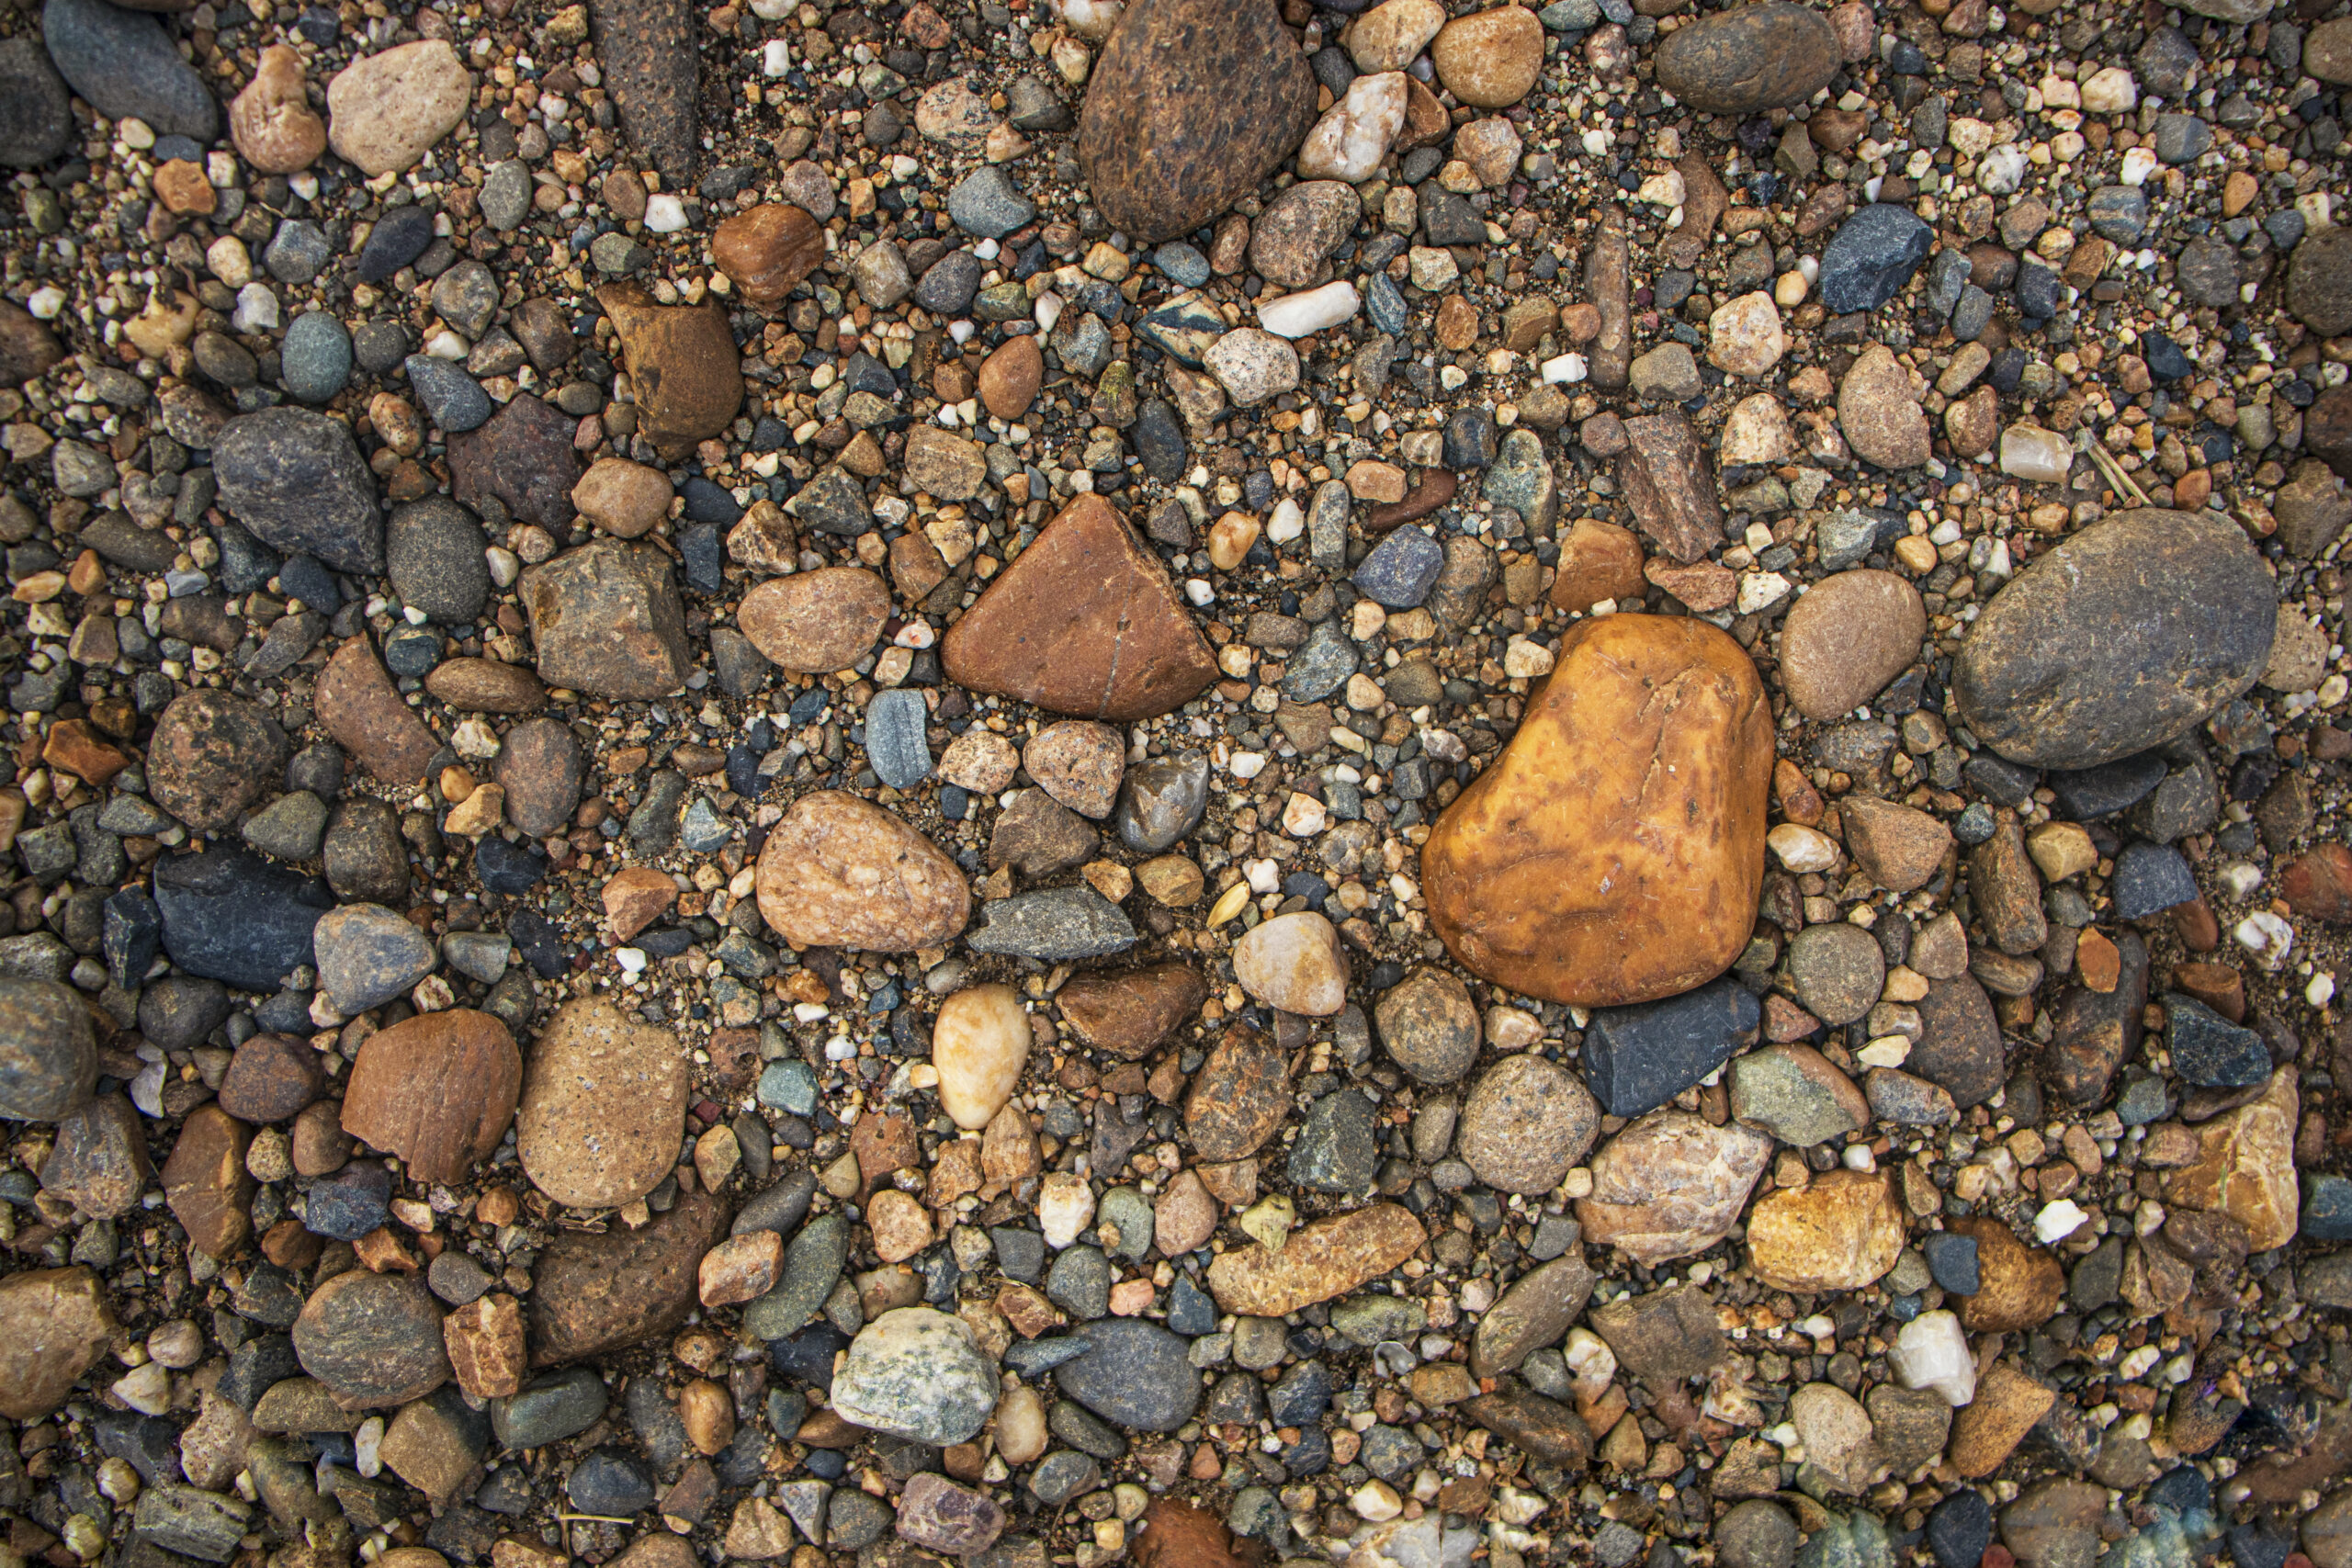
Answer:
xmin=556 ymin=1515 xmax=638 ymax=1525
xmin=2081 ymin=432 xmax=2151 ymax=507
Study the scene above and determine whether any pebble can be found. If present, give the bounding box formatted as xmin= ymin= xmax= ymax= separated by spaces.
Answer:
xmin=1954 ymin=510 xmax=2276 ymax=769
xmin=0 ymin=1267 xmax=114 ymax=1421
xmin=597 ymin=284 xmax=743 ymax=453
xmin=1579 ymin=1111 xmax=1772 ymax=1265
xmin=965 ymin=886 xmax=1135 ymax=960
xmin=1204 ymin=328 xmax=1302 ymax=406
xmin=1430 ymin=6 xmax=1544 ymax=107
xmin=1054 ymin=1318 xmax=1201 ymax=1432
xmin=519 ymin=540 xmax=690 ymax=699
xmin=1427 ymin=616 xmax=1769 ymax=1007
xmin=326 ymin=41 xmax=471 ymax=176
xmin=1839 ymin=344 xmax=1932 ymax=468
xmin=40 ymin=0 xmax=219 ymax=141
xmin=831 ymin=1307 xmax=998 ymax=1446
xmin=342 ymin=1010 xmax=519 ymax=1186
xmin=932 ymin=984 xmax=1029 ymax=1130
xmin=1818 ymin=205 xmax=1935 ymax=316
xmin=0 ymin=38 xmax=71 ymax=170
xmin=1456 ymin=1053 xmax=1599 ymax=1194
xmin=1205 ymin=1203 xmax=1424 ymax=1315
xmin=280 ymin=312 xmax=353 ymax=404
xmin=942 ymin=494 xmax=1217 ymax=721
xmin=1654 ymin=0 xmax=1838 ymax=113
xmin=291 ymin=1269 xmax=448 ymax=1409
xmin=1231 ymin=910 xmax=1350 ymax=1015
xmin=1747 ymin=1169 xmax=1905 ymax=1292
xmin=515 ymin=996 xmax=688 ymax=1210
xmin=1077 ymin=0 xmax=1313 ymax=243
xmin=1373 ymin=967 xmax=1480 ymax=1084
xmin=212 ymin=408 xmax=383 ymax=574
xmin=739 ymin=568 xmax=888 ymax=673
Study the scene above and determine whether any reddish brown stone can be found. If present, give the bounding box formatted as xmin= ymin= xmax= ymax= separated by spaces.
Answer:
xmin=2280 ymin=844 xmax=2352 ymax=920
xmin=942 ymin=493 xmax=1217 ymax=722
xmin=164 ymin=1103 xmax=255 ymax=1258
xmin=444 ymin=1293 xmax=526 ymax=1397
xmin=424 ymin=659 xmax=548 ymax=714
xmin=41 ymin=1094 xmax=152 ymax=1220
xmin=1182 ymin=1026 xmax=1289 ymax=1161
xmin=1057 ymin=964 xmax=1206 ymax=1059
xmin=1134 ymin=1499 xmax=1252 ymax=1568
xmin=0 ymin=1268 xmax=116 ymax=1421
xmin=852 ymin=1108 xmax=922 ymax=1194
xmin=41 ymin=719 xmax=130 ymax=787
xmin=1617 ymin=412 xmax=1724 ymax=564
xmin=598 ymin=282 xmax=743 ymax=456
xmin=1365 ymin=468 xmax=1457 ymax=532
xmin=449 ymin=397 xmax=580 ymax=536
xmin=217 ymin=1032 xmax=327 ymax=1122
xmin=1550 ymin=517 xmax=1645 ymax=613
xmin=317 ymin=637 xmax=441 ymax=785
xmin=342 ymin=1010 xmax=522 ymax=1186
xmin=519 ymin=540 xmax=691 ymax=701
xmin=712 ymin=203 xmax=825 ymax=310
xmin=978 ymin=336 xmax=1043 ymax=421
xmin=530 ymin=1190 xmax=728 ymax=1365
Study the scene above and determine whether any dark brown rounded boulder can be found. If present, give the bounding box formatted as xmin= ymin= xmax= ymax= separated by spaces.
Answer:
xmin=1076 ymin=0 xmax=1316 ymax=245
xmin=147 ymin=690 xmax=287 ymax=833
xmin=1653 ymin=1 xmax=1840 ymax=115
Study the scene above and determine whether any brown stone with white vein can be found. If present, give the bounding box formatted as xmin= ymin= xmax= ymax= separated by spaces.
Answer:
xmin=1204 ymin=1203 xmax=1425 ymax=1315
xmin=754 ymin=791 xmax=969 ymax=952
xmin=943 ymin=494 xmax=1217 ymax=722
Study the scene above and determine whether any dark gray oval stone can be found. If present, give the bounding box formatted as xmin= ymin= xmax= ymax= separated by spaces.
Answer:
xmin=1952 ymin=509 xmax=2275 ymax=770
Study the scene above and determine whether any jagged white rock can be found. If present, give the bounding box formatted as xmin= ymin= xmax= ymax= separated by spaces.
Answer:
xmin=1295 ymin=72 xmax=1408 ymax=183
xmin=1890 ymin=1309 xmax=1975 ymax=1406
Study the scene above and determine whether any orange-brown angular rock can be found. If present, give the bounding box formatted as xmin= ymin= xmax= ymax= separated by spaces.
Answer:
xmin=738 ymin=568 xmax=889 ymax=673
xmin=1204 ymin=1203 xmax=1425 ymax=1315
xmin=164 ymin=1103 xmax=256 ymax=1258
xmin=754 ymin=792 xmax=969 ymax=952
xmin=0 ymin=1267 xmax=117 ymax=1420
xmin=1057 ymin=964 xmax=1206 ymax=1058
xmin=443 ymin=1293 xmax=526 ymax=1398
xmin=1746 ymin=1168 xmax=1905 ymax=1292
xmin=942 ymin=494 xmax=1217 ymax=722
xmin=596 ymin=282 xmax=743 ymax=455
xmin=712 ymin=203 xmax=825 ymax=310
xmin=342 ymin=1010 xmax=521 ymax=1187
xmin=2165 ymin=1066 xmax=2299 ymax=1252
xmin=1422 ymin=614 xmax=1771 ymax=1007
xmin=317 ymin=637 xmax=440 ymax=784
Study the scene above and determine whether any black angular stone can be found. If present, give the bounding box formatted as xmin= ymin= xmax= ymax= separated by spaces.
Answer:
xmin=153 ymin=849 xmax=334 ymax=993
xmin=2048 ymin=751 xmax=2166 ymax=819
xmin=2163 ymin=993 xmax=2270 ymax=1088
xmin=1581 ymin=977 xmax=1760 ymax=1118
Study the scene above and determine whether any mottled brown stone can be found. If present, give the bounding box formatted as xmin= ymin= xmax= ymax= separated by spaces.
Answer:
xmin=1616 ymin=413 xmax=1724 ymax=564
xmin=597 ymin=283 xmax=743 ymax=455
xmin=1182 ymin=1025 xmax=1290 ymax=1161
xmin=753 ymin=792 xmax=969 ymax=952
xmin=531 ymin=1190 xmax=729 ymax=1364
xmin=519 ymin=540 xmax=691 ymax=700
xmin=1076 ymin=0 xmax=1316 ymax=244
xmin=449 ymin=395 xmax=582 ymax=532
xmin=591 ymin=0 xmax=698 ymax=186
xmin=1204 ymin=1203 xmax=1425 ymax=1315
xmin=147 ymin=690 xmax=288 ymax=832
xmin=164 ymin=1103 xmax=255 ymax=1258
xmin=316 ymin=637 xmax=440 ymax=785
xmin=712 ymin=204 xmax=824 ymax=310
xmin=1057 ymin=964 xmax=1206 ymax=1059
xmin=218 ymin=1032 xmax=327 ymax=1123
xmin=0 ymin=1267 xmax=116 ymax=1420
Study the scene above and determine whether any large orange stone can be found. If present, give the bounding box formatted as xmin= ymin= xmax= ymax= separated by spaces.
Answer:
xmin=941 ymin=494 xmax=1217 ymax=722
xmin=1421 ymin=614 xmax=1771 ymax=1007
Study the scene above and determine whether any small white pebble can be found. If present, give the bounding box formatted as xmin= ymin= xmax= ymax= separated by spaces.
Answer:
xmin=2033 ymin=1199 xmax=2088 ymax=1243
xmin=643 ymin=194 xmax=688 ymax=232
xmin=762 ymin=38 xmax=793 ymax=76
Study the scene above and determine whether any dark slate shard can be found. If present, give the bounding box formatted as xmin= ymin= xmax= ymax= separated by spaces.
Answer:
xmin=1928 ymin=1489 xmax=1992 ymax=1568
xmin=965 ymin=887 xmax=1135 ymax=961
xmin=104 ymin=887 xmax=162 ymax=990
xmin=2111 ymin=841 xmax=2199 ymax=919
xmin=2305 ymin=1174 xmax=2352 ymax=1242
xmin=1921 ymin=1231 xmax=1980 ymax=1295
xmin=211 ymin=408 xmax=383 ymax=576
xmin=153 ymin=849 xmax=334 ymax=992
xmin=356 ymin=206 xmax=437 ymax=285
xmin=2163 ymin=994 xmax=2271 ymax=1089
xmin=2048 ymin=751 xmax=2166 ymax=819
xmin=1053 ymin=1319 xmax=1199 ymax=1432
xmin=1817 ymin=204 xmax=1935 ymax=316
xmin=592 ymin=0 xmax=697 ymax=186
xmin=1581 ymin=977 xmax=1759 ymax=1118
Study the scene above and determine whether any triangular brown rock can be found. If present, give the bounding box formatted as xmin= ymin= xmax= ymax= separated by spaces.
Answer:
xmin=942 ymin=494 xmax=1216 ymax=721
xmin=1076 ymin=0 xmax=1316 ymax=245
xmin=597 ymin=282 xmax=742 ymax=456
